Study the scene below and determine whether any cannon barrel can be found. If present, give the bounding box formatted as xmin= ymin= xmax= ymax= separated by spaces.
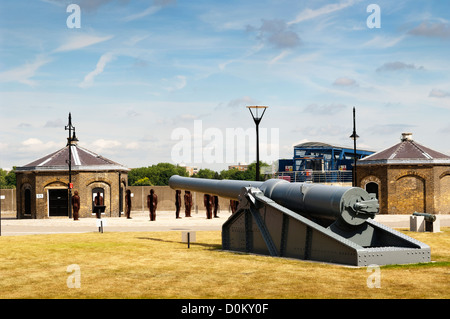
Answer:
xmin=412 ymin=212 xmax=436 ymax=222
xmin=168 ymin=175 xmax=263 ymax=199
xmin=169 ymin=175 xmax=378 ymax=227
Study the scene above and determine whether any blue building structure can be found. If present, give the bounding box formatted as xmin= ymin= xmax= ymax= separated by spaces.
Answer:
xmin=276 ymin=142 xmax=374 ymax=183
xmin=293 ymin=142 xmax=374 ymax=171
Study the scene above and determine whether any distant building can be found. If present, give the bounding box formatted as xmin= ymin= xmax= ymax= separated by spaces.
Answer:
xmin=15 ymin=135 xmax=129 ymax=219
xmin=276 ymin=141 xmax=374 ymax=183
xmin=357 ymin=133 xmax=450 ymax=215
xmin=178 ymin=164 xmax=198 ymax=176
xmin=292 ymin=142 xmax=374 ymax=171
xmin=228 ymin=163 xmax=248 ymax=171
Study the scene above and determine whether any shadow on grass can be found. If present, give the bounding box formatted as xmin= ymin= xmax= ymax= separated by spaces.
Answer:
xmin=136 ymin=236 xmax=221 ymax=250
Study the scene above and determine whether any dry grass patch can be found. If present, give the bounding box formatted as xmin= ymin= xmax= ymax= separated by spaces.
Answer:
xmin=0 ymin=229 xmax=449 ymax=299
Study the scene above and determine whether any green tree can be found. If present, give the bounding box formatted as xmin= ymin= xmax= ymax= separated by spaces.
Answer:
xmin=5 ymin=167 xmax=16 ymax=187
xmin=128 ymin=163 xmax=189 ymax=186
xmin=0 ymin=167 xmax=16 ymax=189
xmin=133 ymin=177 xmax=153 ymax=186
xmin=219 ymin=162 xmax=271 ymax=181
xmin=192 ymin=168 xmax=217 ymax=179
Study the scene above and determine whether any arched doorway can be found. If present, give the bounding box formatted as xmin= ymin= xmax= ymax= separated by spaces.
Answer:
xmin=92 ymin=187 xmax=105 ymax=216
xmin=439 ymin=174 xmax=450 ymax=214
xmin=24 ymin=188 xmax=32 ymax=216
xmin=365 ymin=182 xmax=379 ymax=199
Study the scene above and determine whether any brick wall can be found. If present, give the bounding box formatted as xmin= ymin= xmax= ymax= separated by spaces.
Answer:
xmin=0 ymin=189 xmax=16 ymax=213
xmin=357 ymin=164 xmax=450 ymax=215
xmin=127 ymin=186 xmax=233 ymax=216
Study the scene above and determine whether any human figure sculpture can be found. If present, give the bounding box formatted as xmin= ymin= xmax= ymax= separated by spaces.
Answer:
xmin=204 ymin=194 xmax=213 ymax=219
xmin=94 ymin=192 xmax=104 ymax=219
xmin=125 ymin=189 xmax=132 ymax=219
xmin=94 ymin=192 xmax=103 ymax=206
xmin=184 ymin=191 xmax=192 ymax=217
xmin=212 ymin=195 xmax=219 ymax=218
xmin=72 ymin=190 xmax=80 ymax=220
xmin=230 ymin=200 xmax=239 ymax=214
xmin=147 ymin=189 xmax=158 ymax=221
xmin=175 ymin=190 xmax=182 ymax=219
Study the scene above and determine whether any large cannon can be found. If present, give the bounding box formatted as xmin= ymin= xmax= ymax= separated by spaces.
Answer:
xmin=169 ymin=175 xmax=430 ymax=266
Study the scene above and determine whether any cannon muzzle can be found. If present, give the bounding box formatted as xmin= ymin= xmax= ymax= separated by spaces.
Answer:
xmin=169 ymin=175 xmax=378 ymax=227
xmin=412 ymin=212 xmax=436 ymax=222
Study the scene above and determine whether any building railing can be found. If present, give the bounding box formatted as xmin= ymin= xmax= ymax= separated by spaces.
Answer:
xmin=275 ymin=170 xmax=353 ymax=184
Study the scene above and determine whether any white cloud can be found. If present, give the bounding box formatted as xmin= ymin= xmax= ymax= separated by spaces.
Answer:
xmin=162 ymin=75 xmax=187 ymax=92
xmin=54 ymin=34 xmax=114 ymax=53
xmin=219 ymin=43 xmax=264 ymax=70
xmin=248 ymin=19 xmax=301 ymax=50
xmin=269 ymin=50 xmax=290 ymax=65
xmin=89 ymin=139 xmax=122 ymax=154
xmin=363 ymin=35 xmax=405 ymax=49
xmin=122 ymin=5 xmax=161 ymax=22
xmin=409 ymin=21 xmax=450 ymax=38
xmin=79 ymin=52 xmax=115 ymax=88
xmin=20 ymin=138 xmax=59 ymax=152
xmin=303 ymin=103 xmax=347 ymax=115
xmin=0 ymin=55 xmax=51 ymax=86
xmin=122 ymin=0 xmax=176 ymax=21
xmin=0 ymin=142 xmax=8 ymax=152
xmin=288 ymin=0 xmax=359 ymax=25
xmin=125 ymin=142 xmax=140 ymax=150
xmin=429 ymin=89 xmax=450 ymax=98
xmin=333 ymin=77 xmax=358 ymax=87
xmin=376 ymin=61 xmax=424 ymax=72
xmin=226 ymin=96 xmax=259 ymax=108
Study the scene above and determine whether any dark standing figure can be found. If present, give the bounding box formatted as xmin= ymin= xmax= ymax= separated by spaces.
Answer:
xmin=125 ymin=189 xmax=132 ymax=219
xmin=184 ymin=191 xmax=192 ymax=217
xmin=175 ymin=190 xmax=182 ymax=219
xmin=94 ymin=192 xmax=104 ymax=206
xmin=213 ymin=195 xmax=219 ymax=218
xmin=147 ymin=189 xmax=158 ymax=221
xmin=230 ymin=200 xmax=239 ymax=214
xmin=204 ymin=194 xmax=212 ymax=219
xmin=72 ymin=190 xmax=80 ymax=220
xmin=94 ymin=192 xmax=104 ymax=219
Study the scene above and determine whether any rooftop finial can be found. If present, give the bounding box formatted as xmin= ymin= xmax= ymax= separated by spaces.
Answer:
xmin=401 ymin=132 xmax=413 ymax=142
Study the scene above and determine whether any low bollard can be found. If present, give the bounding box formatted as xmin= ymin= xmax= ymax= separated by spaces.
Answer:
xmin=182 ymin=231 xmax=196 ymax=248
xmin=96 ymin=219 xmax=107 ymax=233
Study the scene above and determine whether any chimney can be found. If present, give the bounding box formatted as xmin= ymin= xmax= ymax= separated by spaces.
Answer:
xmin=401 ymin=132 xmax=413 ymax=142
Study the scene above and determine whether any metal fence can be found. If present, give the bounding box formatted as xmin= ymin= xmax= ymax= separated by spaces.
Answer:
xmin=275 ymin=170 xmax=353 ymax=184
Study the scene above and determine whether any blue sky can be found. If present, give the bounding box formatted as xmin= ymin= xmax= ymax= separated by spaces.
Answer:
xmin=1 ymin=0 xmax=450 ymax=171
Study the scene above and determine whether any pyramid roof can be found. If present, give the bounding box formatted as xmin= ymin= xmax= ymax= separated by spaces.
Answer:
xmin=358 ymin=133 xmax=450 ymax=165
xmin=16 ymin=142 xmax=129 ymax=172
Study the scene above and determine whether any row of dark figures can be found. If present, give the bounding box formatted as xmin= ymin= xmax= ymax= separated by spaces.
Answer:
xmin=176 ymin=190 xmax=239 ymax=219
xmin=71 ymin=190 xmax=240 ymax=221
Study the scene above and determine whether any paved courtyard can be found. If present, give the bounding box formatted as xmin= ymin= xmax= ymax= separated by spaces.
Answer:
xmin=0 ymin=211 xmax=449 ymax=236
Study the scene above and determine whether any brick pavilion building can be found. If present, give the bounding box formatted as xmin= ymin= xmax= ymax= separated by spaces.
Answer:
xmin=15 ymin=133 xmax=129 ymax=219
xmin=357 ymin=133 xmax=450 ymax=215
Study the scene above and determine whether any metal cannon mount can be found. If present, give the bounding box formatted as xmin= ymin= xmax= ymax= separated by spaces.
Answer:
xmin=169 ymin=175 xmax=431 ymax=266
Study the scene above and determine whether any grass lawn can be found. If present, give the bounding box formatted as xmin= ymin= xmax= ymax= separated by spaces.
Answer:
xmin=0 ymin=228 xmax=449 ymax=299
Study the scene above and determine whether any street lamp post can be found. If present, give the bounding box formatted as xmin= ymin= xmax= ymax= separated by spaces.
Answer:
xmin=65 ymin=113 xmax=76 ymax=219
xmin=349 ymin=107 xmax=359 ymax=187
xmin=247 ymin=105 xmax=268 ymax=181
